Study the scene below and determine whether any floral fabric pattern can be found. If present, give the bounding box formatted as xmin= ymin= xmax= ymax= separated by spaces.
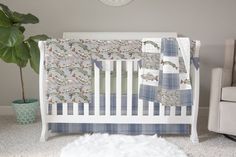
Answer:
xmin=83 ymin=39 xmax=142 ymax=60
xmin=43 ymin=39 xmax=142 ymax=104
xmin=44 ymin=40 xmax=92 ymax=104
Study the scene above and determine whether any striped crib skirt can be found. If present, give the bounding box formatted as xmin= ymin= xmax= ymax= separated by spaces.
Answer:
xmin=49 ymin=94 xmax=191 ymax=135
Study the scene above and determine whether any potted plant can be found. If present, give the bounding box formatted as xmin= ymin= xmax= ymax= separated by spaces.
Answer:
xmin=0 ymin=4 xmax=49 ymax=124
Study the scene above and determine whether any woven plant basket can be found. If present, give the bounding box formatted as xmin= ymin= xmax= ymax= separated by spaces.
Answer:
xmin=12 ymin=99 xmax=39 ymax=124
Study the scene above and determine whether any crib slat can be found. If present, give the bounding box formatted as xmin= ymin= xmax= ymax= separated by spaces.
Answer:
xmin=138 ymin=100 xmax=143 ymax=116
xmin=148 ymin=101 xmax=154 ymax=116
xmin=181 ymin=106 xmax=187 ymax=116
xmin=46 ymin=103 xmax=49 ymax=115
xmin=137 ymin=65 xmax=143 ymax=116
xmin=116 ymin=61 xmax=122 ymax=116
xmin=159 ymin=104 xmax=165 ymax=116
xmin=73 ymin=103 xmax=78 ymax=115
xmin=127 ymin=61 xmax=133 ymax=116
xmin=111 ymin=61 xmax=114 ymax=71
xmin=84 ymin=103 xmax=89 ymax=116
xmin=63 ymin=103 xmax=68 ymax=115
xmin=52 ymin=103 xmax=57 ymax=115
xmin=170 ymin=106 xmax=175 ymax=116
xmin=105 ymin=61 xmax=111 ymax=116
xmin=133 ymin=61 xmax=138 ymax=71
xmin=94 ymin=63 xmax=100 ymax=116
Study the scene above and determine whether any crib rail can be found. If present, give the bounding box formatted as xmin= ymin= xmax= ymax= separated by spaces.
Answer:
xmin=46 ymin=104 xmax=191 ymax=124
xmin=45 ymin=60 xmax=192 ymax=124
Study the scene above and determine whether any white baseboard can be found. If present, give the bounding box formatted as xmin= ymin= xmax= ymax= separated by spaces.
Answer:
xmin=0 ymin=106 xmax=15 ymax=115
xmin=0 ymin=105 xmax=209 ymax=117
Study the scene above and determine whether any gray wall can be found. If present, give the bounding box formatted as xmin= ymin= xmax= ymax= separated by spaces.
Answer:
xmin=1 ymin=0 xmax=236 ymax=110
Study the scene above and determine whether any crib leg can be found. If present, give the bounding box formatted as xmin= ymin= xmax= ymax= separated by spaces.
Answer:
xmin=190 ymin=124 xmax=199 ymax=144
xmin=190 ymin=99 xmax=200 ymax=144
xmin=190 ymin=104 xmax=199 ymax=144
xmin=40 ymin=122 xmax=49 ymax=142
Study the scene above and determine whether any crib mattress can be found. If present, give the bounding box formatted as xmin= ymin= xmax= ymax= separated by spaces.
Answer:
xmin=49 ymin=94 xmax=191 ymax=135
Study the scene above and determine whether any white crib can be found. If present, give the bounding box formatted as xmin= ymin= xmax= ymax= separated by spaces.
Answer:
xmin=39 ymin=32 xmax=200 ymax=143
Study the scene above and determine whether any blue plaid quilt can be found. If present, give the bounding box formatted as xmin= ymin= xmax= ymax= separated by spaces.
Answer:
xmin=139 ymin=38 xmax=195 ymax=106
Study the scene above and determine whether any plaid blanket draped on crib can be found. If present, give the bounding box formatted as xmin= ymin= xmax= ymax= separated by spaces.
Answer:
xmin=139 ymin=38 xmax=193 ymax=106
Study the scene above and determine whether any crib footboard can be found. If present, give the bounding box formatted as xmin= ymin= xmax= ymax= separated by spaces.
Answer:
xmin=39 ymin=39 xmax=200 ymax=144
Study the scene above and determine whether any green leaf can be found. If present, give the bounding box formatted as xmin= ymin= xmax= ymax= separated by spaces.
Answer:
xmin=0 ymin=46 xmax=18 ymax=63
xmin=28 ymin=34 xmax=49 ymax=42
xmin=15 ymin=42 xmax=30 ymax=60
xmin=18 ymin=26 xmax=25 ymax=33
xmin=16 ymin=57 xmax=28 ymax=67
xmin=15 ymin=57 xmax=28 ymax=67
xmin=12 ymin=12 xmax=39 ymax=24
xmin=0 ymin=26 xmax=24 ymax=47
xmin=26 ymin=40 xmax=40 ymax=73
xmin=0 ymin=3 xmax=39 ymax=25
xmin=0 ymin=3 xmax=13 ymax=19
xmin=0 ymin=10 xmax=11 ymax=27
xmin=0 ymin=43 xmax=7 ymax=57
xmin=0 ymin=43 xmax=28 ymax=67
xmin=24 ymin=35 xmax=49 ymax=73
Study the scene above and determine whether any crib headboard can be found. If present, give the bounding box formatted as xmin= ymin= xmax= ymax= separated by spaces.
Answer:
xmin=63 ymin=32 xmax=178 ymax=40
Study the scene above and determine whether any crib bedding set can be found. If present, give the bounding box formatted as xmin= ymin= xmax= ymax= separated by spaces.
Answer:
xmin=41 ymin=37 xmax=200 ymax=135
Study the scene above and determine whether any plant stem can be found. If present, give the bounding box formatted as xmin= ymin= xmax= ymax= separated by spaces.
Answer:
xmin=19 ymin=67 xmax=26 ymax=103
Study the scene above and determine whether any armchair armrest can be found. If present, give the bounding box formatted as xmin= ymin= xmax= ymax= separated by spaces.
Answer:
xmin=208 ymin=68 xmax=232 ymax=132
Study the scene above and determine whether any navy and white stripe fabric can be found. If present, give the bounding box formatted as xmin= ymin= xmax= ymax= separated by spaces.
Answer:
xmin=49 ymin=123 xmax=190 ymax=135
xmin=49 ymin=94 xmax=191 ymax=135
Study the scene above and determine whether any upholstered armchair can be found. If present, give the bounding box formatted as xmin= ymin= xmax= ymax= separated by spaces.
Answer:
xmin=208 ymin=40 xmax=236 ymax=137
